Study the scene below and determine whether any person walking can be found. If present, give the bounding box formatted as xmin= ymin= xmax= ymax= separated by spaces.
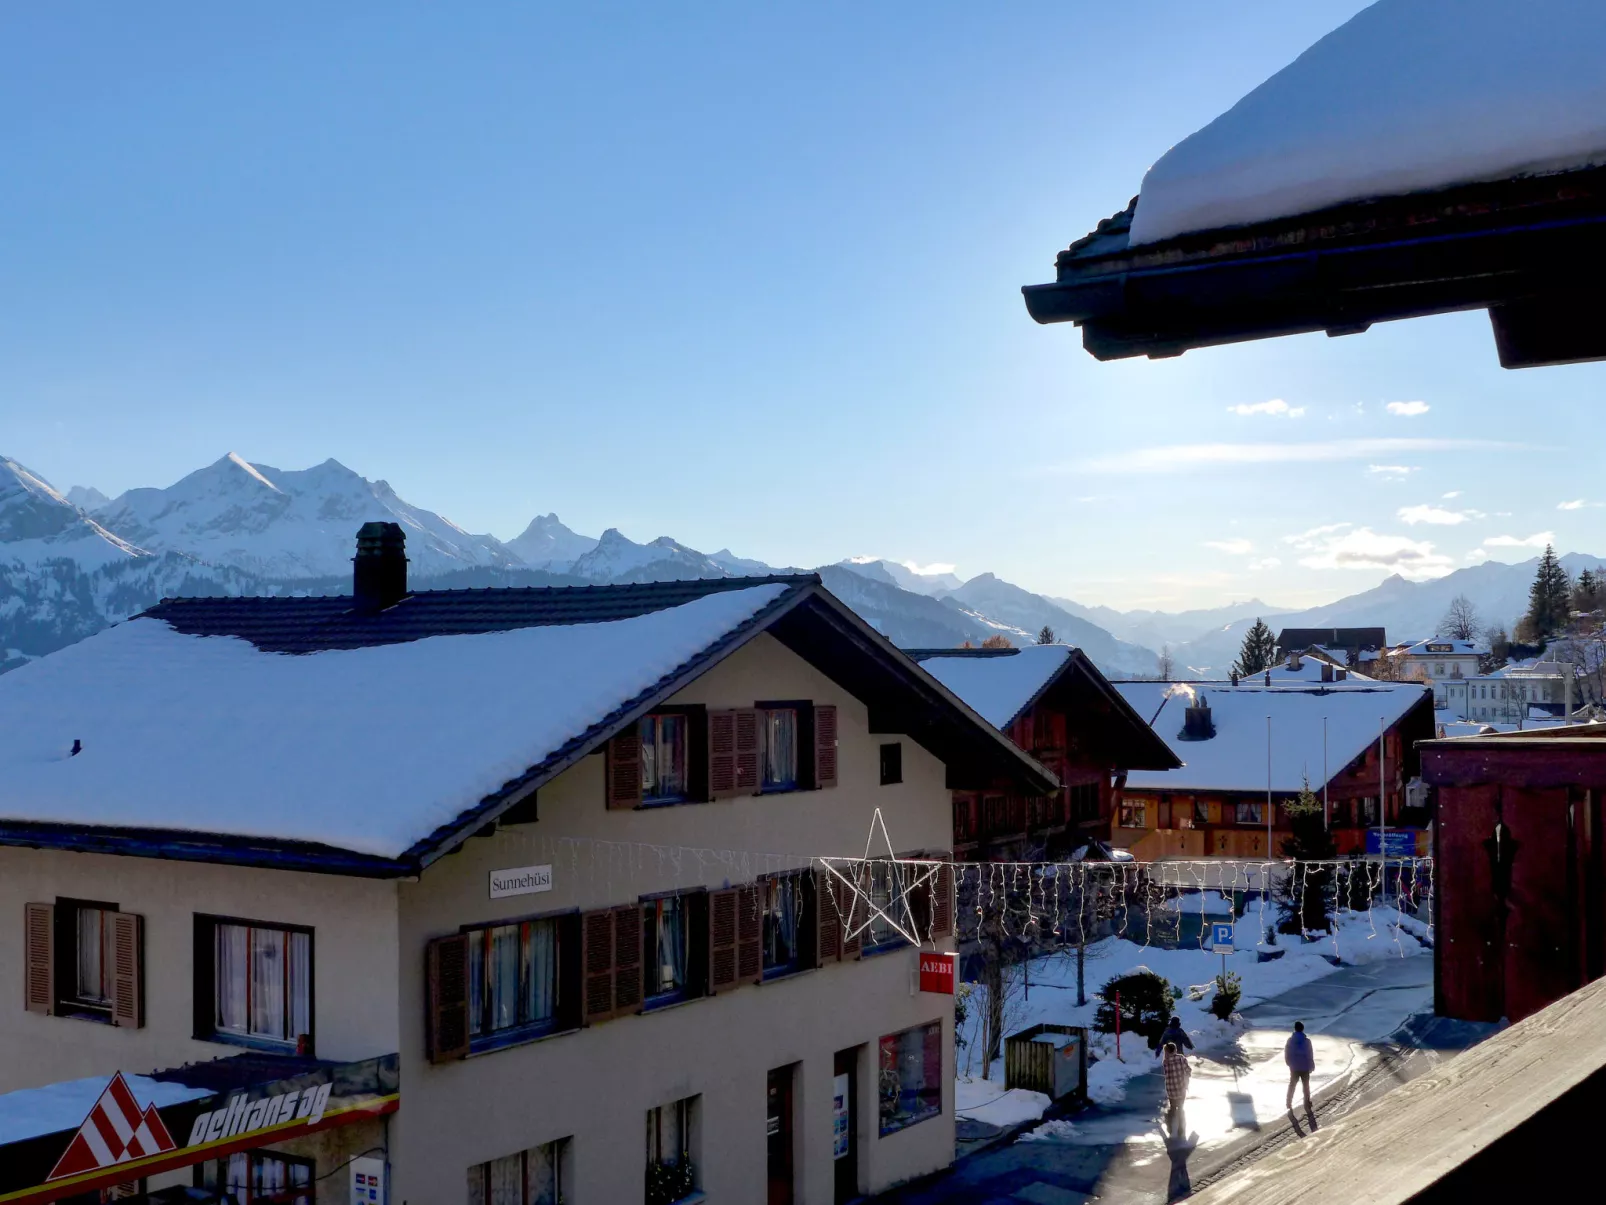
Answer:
xmin=1153 ymin=1015 xmax=1194 ymax=1057
xmin=1161 ymin=1041 xmax=1191 ymax=1134
xmin=1285 ymin=1020 xmax=1315 ymax=1112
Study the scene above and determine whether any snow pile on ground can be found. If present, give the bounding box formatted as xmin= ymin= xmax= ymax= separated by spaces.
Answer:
xmin=954 ymin=1079 xmax=1052 ymax=1128
xmin=1128 ymin=0 xmax=1606 ymax=244
xmin=1018 ymin=1118 xmax=1079 ymax=1143
xmin=957 ymin=900 xmax=1426 ymax=1107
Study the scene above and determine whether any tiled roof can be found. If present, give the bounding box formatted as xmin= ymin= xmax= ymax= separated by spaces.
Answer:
xmin=141 ymin=574 xmax=820 ymax=653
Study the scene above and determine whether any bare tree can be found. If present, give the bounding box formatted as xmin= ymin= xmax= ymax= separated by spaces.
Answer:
xmin=1156 ymin=644 xmax=1175 ymax=680
xmin=1441 ymin=594 xmax=1481 ymax=641
xmin=980 ymin=634 xmax=1013 ymax=649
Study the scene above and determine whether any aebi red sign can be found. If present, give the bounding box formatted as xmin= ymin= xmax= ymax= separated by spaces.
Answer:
xmin=919 ymin=952 xmax=956 ymax=995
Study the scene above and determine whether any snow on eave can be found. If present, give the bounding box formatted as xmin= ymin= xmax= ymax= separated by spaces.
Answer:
xmin=1128 ymin=0 xmax=1606 ymax=245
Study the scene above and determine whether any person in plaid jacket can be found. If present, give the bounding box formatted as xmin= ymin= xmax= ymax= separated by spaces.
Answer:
xmin=1161 ymin=1041 xmax=1191 ymax=1133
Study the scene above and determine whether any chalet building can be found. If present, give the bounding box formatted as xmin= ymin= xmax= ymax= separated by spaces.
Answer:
xmin=1422 ymin=725 xmax=1606 ymax=1024
xmin=1275 ymin=628 xmax=1387 ymax=671
xmin=904 ymin=646 xmax=1178 ymax=862
xmin=1106 ymin=681 xmax=1436 ymax=861
xmin=0 ymin=526 xmax=1055 ymax=1205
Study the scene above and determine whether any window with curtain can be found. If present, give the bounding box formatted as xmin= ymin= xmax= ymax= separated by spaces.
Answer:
xmin=466 ymin=916 xmax=561 ymax=1042
xmin=640 ymin=713 xmax=690 ymax=803
xmin=200 ymin=1151 xmax=312 ymax=1205
xmin=865 ymin=860 xmax=908 ymax=951
xmin=761 ymin=873 xmax=806 ymax=977
xmin=760 ymin=708 xmax=799 ymax=791
xmin=71 ymin=904 xmax=117 ymax=1009
xmin=213 ymin=922 xmax=311 ymax=1045
xmin=646 ymin=1097 xmax=698 ymax=1205
xmin=1118 ymin=801 xmax=1147 ymax=829
xmin=643 ymin=896 xmax=690 ymax=1001
xmin=1234 ymin=801 xmax=1264 ymax=825
xmin=466 ymin=1139 xmax=568 ymax=1205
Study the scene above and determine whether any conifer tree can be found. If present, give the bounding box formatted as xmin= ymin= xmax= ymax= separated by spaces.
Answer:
xmin=1524 ymin=544 xmax=1572 ymax=638
xmin=1276 ymin=779 xmax=1338 ymax=934
xmin=1234 ymin=618 xmax=1277 ymax=678
xmin=1037 ymin=625 xmax=1056 ymax=645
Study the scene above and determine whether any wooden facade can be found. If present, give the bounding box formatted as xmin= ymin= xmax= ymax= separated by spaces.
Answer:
xmin=1423 ymin=728 xmax=1606 ymax=1024
xmin=1115 ymin=694 xmax=1437 ymax=862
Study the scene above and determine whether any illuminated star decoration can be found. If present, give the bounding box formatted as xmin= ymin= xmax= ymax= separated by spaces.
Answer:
xmin=816 ymin=807 xmax=944 ymax=947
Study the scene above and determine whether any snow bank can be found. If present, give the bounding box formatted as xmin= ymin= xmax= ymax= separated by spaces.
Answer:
xmin=954 ymin=1079 xmax=1052 ymax=1128
xmin=0 ymin=584 xmax=787 ymax=857
xmin=1129 ymin=0 xmax=1606 ymax=244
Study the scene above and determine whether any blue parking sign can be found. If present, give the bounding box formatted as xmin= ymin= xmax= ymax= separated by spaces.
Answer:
xmin=1210 ymin=922 xmax=1235 ymax=951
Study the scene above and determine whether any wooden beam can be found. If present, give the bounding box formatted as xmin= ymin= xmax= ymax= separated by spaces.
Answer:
xmin=1187 ymin=973 xmax=1606 ymax=1205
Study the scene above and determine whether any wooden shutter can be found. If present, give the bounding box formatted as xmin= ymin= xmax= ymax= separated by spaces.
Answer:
xmin=736 ymin=884 xmax=763 ymax=984
xmin=734 ymin=708 xmax=761 ymax=795
xmin=813 ymin=705 xmax=839 ymax=789
xmin=24 ymin=903 xmax=52 ymax=1016
xmin=110 ymin=913 xmax=143 ymax=1028
xmin=606 ymin=726 xmax=643 ymax=810
xmin=838 ymin=868 xmax=864 ymax=960
xmin=581 ymin=908 xmax=616 ymax=1024
xmin=707 ymin=889 xmax=739 ymax=992
xmin=612 ymin=905 xmax=644 ymax=1014
xmin=930 ymin=857 xmax=955 ymax=941
xmin=814 ymin=868 xmax=842 ymax=967
xmin=709 ymin=710 xmax=739 ymax=799
xmin=425 ymin=934 xmax=470 ymax=1063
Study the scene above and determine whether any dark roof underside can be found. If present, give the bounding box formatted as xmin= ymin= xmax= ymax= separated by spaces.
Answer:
xmin=1022 ymin=165 xmax=1606 ymax=369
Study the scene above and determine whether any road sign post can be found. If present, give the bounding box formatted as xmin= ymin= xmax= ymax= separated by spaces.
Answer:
xmin=1210 ymin=921 xmax=1235 ymax=984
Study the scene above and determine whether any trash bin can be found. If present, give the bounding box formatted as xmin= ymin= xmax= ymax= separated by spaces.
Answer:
xmin=1004 ymin=1023 xmax=1087 ymax=1101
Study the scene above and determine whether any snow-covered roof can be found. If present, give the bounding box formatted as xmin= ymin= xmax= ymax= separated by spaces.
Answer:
xmin=1129 ymin=0 xmax=1606 ymax=244
xmin=0 ymin=585 xmax=791 ymax=861
xmin=914 ymin=645 xmax=1074 ymax=728
xmin=1399 ymin=638 xmax=1485 ymax=657
xmin=1257 ymin=658 xmax=1372 ymax=684
xmin=1112 ymin=680 xmax=1429 ymax=794
xmin=0 ymin=1074 xmax=209 ymax=1146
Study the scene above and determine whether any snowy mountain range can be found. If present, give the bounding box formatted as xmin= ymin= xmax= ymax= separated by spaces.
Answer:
xmin=3 ymin=451 xmax=1599 ymax=683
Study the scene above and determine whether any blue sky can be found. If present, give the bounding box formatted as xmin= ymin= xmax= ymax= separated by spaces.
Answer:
xmin=4 ymin=2 xmax=1600 ymax=609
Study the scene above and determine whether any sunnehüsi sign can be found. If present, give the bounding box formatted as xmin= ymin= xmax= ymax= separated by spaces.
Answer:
xmin=489 ymin=864 xmax=553 ymax=899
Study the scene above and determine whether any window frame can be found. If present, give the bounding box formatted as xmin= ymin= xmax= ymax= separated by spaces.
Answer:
xmin=639 ymin=711 xmax=693 ymax=806
xmin=1118 ymin=801 xmax=1147 ymax=829
xmin=759 ymin=871 xmax=813 ymax=981
xmin=878 ymin=1021 xmax=944 ymax=1136
xmin=198 ymin=1148 xmax=315 ymax=1205
xmin=879 ymin=742 xmax=903 ymax=787
xmin=646 ymin=1096 xmax=699 ymax=1203
xmin=193 ymin=914 xmax=315 ymax=1052
xmin=634 ymin=705 xmax=709 ymax=808
xmin=1234 ymin=801 xmax=1264 ymax=826
xmin=54 ymin=897 xmax=120 ymax=1022
xmin=755 ymin=699 xmax=812 ymax=794
xmin=862 ymin=859 xmax=911 ymax=956
xmin=640 ymin=890 xmax=707 ymax=1009
xmin=467 ymin=1137 xmax=570 ymax=1205
xmin=460 ymin=909 xmax=580 ymax=1052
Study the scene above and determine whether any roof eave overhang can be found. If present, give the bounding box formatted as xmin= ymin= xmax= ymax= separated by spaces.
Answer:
xmin=1024 ymin=166 xmax=1606 ymax=369
xmin=0 ymin=821 xmax=413 ymax=878
xmin=1000 ymin=650 xmax=1181 ymax=772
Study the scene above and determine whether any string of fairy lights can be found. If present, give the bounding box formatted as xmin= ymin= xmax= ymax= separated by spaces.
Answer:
xmin=525 ymin=809 xmax=1432 ymax=960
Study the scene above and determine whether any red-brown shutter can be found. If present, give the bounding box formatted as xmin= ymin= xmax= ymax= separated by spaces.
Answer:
xmin=425 ymin=934 xmax=470 ymax=1062
xmin=813 ymin=705 xmax=839 ymax=789
xmin=707 ymin=889 xmax=739 ymax=992
xmin=930 ymin=858 xmax=955 ymax=941
xmin=736 ymin=884 xmax=763 ymax=984
xmin=606 ymin=725 xmax=644 ymax=810
xmin=709 ymin=710 xmax=739 ymax=799
xmin=110 ymin=913 xmax=143 ymax=1029
xmin=612 ymin=905 xmax=644 ymax=1014
xmin=581 ymin=908 xmax=617 ymax=1024
xmin=814 ymin=868 xmax=842 ymax=967
xmin=839 ymin=868 xmax=864 ymax=960
xmin=24 ymin=903 xmax=52 ymax=1016
xmin=734 ymin=708 xmax=761 ymax=794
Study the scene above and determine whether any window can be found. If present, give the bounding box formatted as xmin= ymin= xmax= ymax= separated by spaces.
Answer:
xmin=202 ymin=918 xmax=311 ymax=1048
xmin=199 ymin=1151 xmax=313 ymax=1205
xmin=50 ymin=900 xmax=119 ymax=1018
xmin=640 ymin=713 xmax=691 ymax=803
xmin=761 ymin=873 xmax=808 ymax=978
xmin=878 ymin=1021 xmax=942 ymax=1135
xmin=642 ymin=895 xmax=697 ymax=1004
xmin=467 ymin=916 xmax=566 ymax=1045
xmin=1118 ymin=801 xmax=1147 ymax=829
xmin=1360 ymin=796 xmax=1380 ymax=826
xmin=982 ymin=795 xmax=1008 ymax=833
xmin=468 ymin=1139 xmax=569 ymax=1205
xmin=1235 ymin=801 xmax=1263 ymax=825
xmin=1435 ymin=663 xmax=1445 ymax=676
xmin=865 ymin=860 xmax=909 ymax=951
xmin=646 ymin=1097 xmax=699 ymax=1205
xmin=760 ymin=707 xmax=799 ymax=791
xmin=1069 ymin=782 xmax=1100 ymax=822
xmin=879 ymin=742 xmax=903 ymax=786
xmin=1193 ymin=800 xmax=1211 ymax=825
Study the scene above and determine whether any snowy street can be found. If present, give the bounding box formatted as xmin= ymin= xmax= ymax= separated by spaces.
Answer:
xmin=878 ymin=941 xmax=1490 ymax=1205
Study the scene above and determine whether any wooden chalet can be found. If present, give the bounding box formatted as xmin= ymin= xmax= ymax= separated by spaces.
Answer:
xmin=906 ymin=647 xmax=1178 ymax=862
xmin=1422 ymin=725 xmax=1606 ymax=1024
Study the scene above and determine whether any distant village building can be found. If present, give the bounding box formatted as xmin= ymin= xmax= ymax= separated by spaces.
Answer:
xmin=1392 ymin=637 xmax=1486 ymax=706
xmin=0 ymin=527 xmax=1053 ymax=1204
xmin=1275 ymin=628 xmax=1387 ymax=670
xmin=907 ymin=645 xmax=1178 ymax=862
xmin=1107 ymin=680 xmax=1436 ymax=860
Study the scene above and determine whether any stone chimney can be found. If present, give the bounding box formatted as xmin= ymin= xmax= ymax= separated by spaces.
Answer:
xmin=1321 ymin=662 xmax=1333 ymax=683
xmin=1178 ymin=696 xmax=1216 ymax=741
xmin=353 ymin=522 xmax=408 ymax=611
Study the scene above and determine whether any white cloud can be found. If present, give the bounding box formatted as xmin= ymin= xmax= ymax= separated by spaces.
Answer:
xmin=1466 ymin=549 xmax=1490 ymax=561
xmin=1483 ymin=532 xmax=1555 ymax=549
xmin=1074 ymin=438 xmax=1524 ymax=474
xmin=1398 ymin=504 xmax=1485 ymax=526
xmin=1442 ymin=490 xmax=1462 ymax=499
xmin=1248 ymin=557 xmax=1282 ymax=571
xmin=1227 ymin=398 xmax=1306 ymax=418
xmin=1556 ymin=499 xmax=1601 ymax=511
xmin=1386 ymin=401 xmax=1431 ymax=416
xmin=1203 ymin=538 xmax=1254 ymax=555
xmin=1367 ymin=464 xmax=1418 ymax=478
xmin=1291 ymin=526 xmax=1453 ymax=577
xmin=1284 ymin=521 xmax=1352 ymax=544
xmin=901 ymin=560 xmax=956 ymax=576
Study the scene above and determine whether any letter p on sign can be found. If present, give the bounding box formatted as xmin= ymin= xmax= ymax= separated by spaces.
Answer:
xmin=1210 ymin=922 xmax=1235 ymax=952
